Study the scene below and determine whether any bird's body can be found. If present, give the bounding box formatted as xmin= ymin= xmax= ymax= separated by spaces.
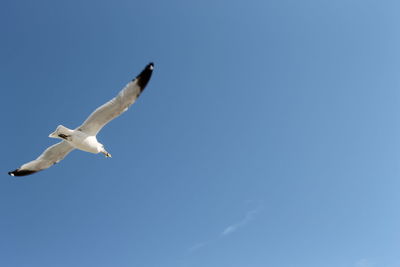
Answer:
xmin=9 ymin=62 xmax=154 ymax=177
xmin=49 ymin=125 xmax=106 ymax=155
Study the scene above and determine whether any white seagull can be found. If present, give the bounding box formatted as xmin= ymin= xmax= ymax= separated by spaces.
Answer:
xmin=9 ymin=62 xmax=154 ymax=177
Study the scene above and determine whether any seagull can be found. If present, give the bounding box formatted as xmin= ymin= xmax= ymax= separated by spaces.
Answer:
xmin=8 ymin=62 xmax=154 ymax=177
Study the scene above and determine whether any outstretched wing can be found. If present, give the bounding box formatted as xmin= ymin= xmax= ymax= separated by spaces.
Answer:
xmin=8 ymin=141 xmax=74 ymax=177
xmin=77 ymin=63 xmax=154 ymax=136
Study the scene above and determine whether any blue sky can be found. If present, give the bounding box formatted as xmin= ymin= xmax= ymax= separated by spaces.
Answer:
xmin=1 ymin=0 xmax=400 ymax=266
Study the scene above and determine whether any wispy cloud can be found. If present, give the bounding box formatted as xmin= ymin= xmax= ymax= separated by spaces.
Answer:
xmin=188 ymin=242 xmax=208 ymax=252
xmin=221 ymin=208 xmax=259 ymax=236
xmin=188 ymin=202 xmax=263 ymax=253
xmin=355 ymin=259 xmax=374 ymax=267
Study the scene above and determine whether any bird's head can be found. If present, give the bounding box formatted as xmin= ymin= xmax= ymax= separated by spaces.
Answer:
xmin=99 ymin=144 xmax=112 ymax=158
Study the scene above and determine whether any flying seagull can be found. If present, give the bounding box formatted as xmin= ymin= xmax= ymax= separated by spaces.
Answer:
xmin=8 ymin=62 xmax=154 ymax=177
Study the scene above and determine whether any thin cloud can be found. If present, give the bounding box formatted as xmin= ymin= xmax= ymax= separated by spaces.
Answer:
xmin=188 ymin=203 xmax=263 ymax=253
xmin=188 ymin=242 xmax=208 ymax=252
xmin=221 ymin=208 xmax=259 ymax=236
xmin=355 ymin=259 xmax=374 ymax=267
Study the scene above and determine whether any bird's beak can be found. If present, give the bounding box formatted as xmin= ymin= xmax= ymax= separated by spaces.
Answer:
xmin=103 ymin=151 xmax=112 ymax=158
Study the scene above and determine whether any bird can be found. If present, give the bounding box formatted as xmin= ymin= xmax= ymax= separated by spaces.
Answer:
xmin=8 ymin=62 xmax=154 ymax=177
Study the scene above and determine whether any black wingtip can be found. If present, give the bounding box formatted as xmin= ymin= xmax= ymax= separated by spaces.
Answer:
xmin=135 ymin=62 xmax=154 ymax=90
xmin=8 ymin=169 xmax=37 ymax=177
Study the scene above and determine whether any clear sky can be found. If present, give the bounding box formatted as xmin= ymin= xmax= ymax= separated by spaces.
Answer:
xmin=1 ymin=0 xmax=400 ymax=266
